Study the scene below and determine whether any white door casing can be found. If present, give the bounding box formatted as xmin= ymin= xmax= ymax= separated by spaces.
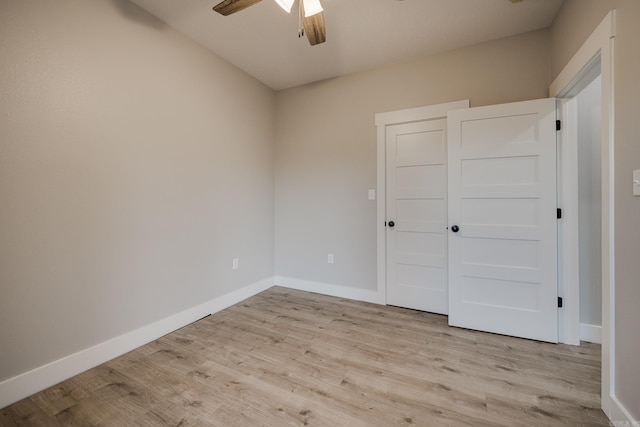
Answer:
xmin=385 ymin=119 xmax=448 ymax=313
xmin=550 ymin=11 xmax=615 ymax=418
xmin=447 ymin=98 xmax=559 ymax=343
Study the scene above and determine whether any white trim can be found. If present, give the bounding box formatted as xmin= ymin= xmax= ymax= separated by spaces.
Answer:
xmin=0 ymin=278 xmax=274 ymax=410
xmin=580 ymin=323 xmax=602 ymax=344
xmin=374 ymin=100 xmax=469 ymax=306
xmin=274 ymin=276 xmax=385 ymax=305
xmin=610 ymin=395 xmax=639 ymax=427
xmin=374 ymin=101 xmax=471 ymax=127
xmin=376 ymin=115 xmax=387 ymax=306
xmin=550 ymin=10 xmax=615 ymax=420
xmin=550 ymin=12 xmax=615 ymax=98
xmin=557 ymin=98 xmax=581 ymax=346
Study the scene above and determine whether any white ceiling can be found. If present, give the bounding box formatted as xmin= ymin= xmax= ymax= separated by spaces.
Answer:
xmin=129 ymin=0 xmax=563 ymax=90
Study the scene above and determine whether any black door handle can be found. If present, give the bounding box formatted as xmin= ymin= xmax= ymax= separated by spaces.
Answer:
xmin=451 ymin=225 xmax=459 ymax=233
xmin=388 ymin=221 xmax=395 ymax=228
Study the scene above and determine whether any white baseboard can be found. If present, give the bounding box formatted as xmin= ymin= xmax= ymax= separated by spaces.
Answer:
xmin=609 ymin=394 xmax=639 ymax=426
xmin=0 ymin=278 xmax=274 ymax=410
xmin=580 ymin=323 xmax=602 ymax=344
xmin=275 ymin=276 xmax=385 ymax=305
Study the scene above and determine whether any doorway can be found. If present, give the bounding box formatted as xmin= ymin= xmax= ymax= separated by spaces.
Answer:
xmin=577 ymin=75 xmax=603 ymax=343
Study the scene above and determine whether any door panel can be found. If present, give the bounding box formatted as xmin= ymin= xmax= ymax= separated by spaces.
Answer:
xmin=386 ymin=119 xmax=448 ymax=314
xmin=447 ymin=98 xmax=558 ymax=343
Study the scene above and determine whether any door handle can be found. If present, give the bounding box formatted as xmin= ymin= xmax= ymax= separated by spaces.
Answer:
xmin=388 ymin=221 xmax=395 ymax=228
xmin=451 ymin=225 xmax=459 ymax=233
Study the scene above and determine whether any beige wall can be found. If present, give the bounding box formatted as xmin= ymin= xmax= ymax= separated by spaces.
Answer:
xmin=274 ymin=30 xmax=550 ymax=289
xmin=551 ymin=0 xmax=640 ymax=419
xmin=0 ymin=0 xmax=275 ymax=382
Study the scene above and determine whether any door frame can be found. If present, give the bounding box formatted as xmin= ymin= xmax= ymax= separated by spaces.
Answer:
xmin=375 ymin=100 xmax=469 ymax=305
xmin=550 ymin=11 xmax=616 ymax=419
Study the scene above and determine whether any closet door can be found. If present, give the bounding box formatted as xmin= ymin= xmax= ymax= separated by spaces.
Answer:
xmin=447 ymin=98 xmax=559 ymax=343
xmin=386 ymin=119 xmax=449 ymax=314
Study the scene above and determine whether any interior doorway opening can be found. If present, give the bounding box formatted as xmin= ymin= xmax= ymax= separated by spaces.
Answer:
xmin=576 ymin=75 xmax=603 ymax=343
xmin=550 ymin=10 xmax=615 ymax=417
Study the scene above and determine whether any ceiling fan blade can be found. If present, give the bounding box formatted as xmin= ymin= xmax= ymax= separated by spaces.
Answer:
xmin=213 ymin=0 xmax=261 ymax=16
xmin=300 ymin=3 xmax=326 ymax=46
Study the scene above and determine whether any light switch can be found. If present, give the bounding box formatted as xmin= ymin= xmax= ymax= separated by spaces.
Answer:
xmin=634 ymin=169 xmax=640 ymax=196
xmin=368 ymin=189 xmax=376 ymax=200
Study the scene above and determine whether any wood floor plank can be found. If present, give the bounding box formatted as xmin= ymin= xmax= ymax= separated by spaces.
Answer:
xmin=0 ymin=399 xmax=62 ymax=427
xmin=0 ymin=287 xmax=609 ymax=426
xmin=27 ymin=379 xmax=90 ymax=418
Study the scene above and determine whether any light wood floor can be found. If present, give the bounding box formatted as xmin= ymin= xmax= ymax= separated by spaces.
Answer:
xmin=1 ymin=287 xmax=608 ymax=426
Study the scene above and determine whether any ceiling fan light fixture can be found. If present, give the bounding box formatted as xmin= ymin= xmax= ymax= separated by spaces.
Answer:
xmin=302 ymin=0 xmax=323 ymax=17
xmin=274 ymin=0 xmax=294 ymax=13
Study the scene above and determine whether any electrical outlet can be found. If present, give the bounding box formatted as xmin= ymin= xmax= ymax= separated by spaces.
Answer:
xmin=368 ymin=189 xmax=376 ymax=200
xmin=327 ymin=253 xmax=334 ymax=264
xmin=232 ymin=258 xmax=239 ymax=270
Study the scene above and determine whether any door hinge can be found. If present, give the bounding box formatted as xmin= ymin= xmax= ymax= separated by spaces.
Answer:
xmin=558 ymin=297 xmax=563 ymax=308
xmin=557 ymin=208 xmax=562 ymax=219
xmin=556 ymin=120 xmax=562 ymax=131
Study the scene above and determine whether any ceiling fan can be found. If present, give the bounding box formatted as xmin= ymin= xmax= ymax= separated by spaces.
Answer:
xmin=212 ymin=0 xmax=327 ymax=46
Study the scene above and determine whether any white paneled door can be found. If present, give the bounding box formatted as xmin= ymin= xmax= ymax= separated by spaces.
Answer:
xmin=447 ymin=98 xmax=559 ymax=343
xmin=386 ymin=119 xmax=448 ymax=314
